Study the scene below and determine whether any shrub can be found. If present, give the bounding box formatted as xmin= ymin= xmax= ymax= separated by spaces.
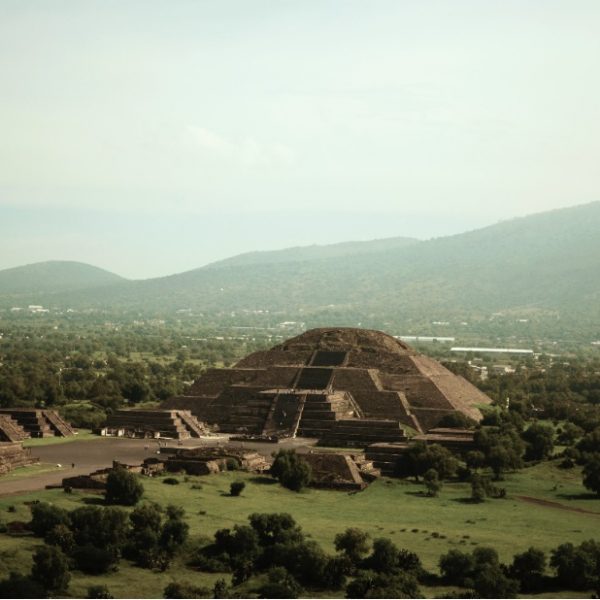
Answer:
xmin=334 ymin=528 xmax=371 ymax=565
xmin=270 ymin=450 xmax=312 ymax=491
xmin=424 ymin=468 xmax=442 ymax=496
xmin=257 ymin=567 xmax=304 ymax=599
xmin=346 ymin=570 xmax=421 ymax=599
xmin=582 ymin=453 xmax=600 ymax=496
xmin=73 ymin=544 xmax=118 ymax=575
xmin=105 ymin=468 xmax=144 ymax=506
xmin=509 ymin=547 xmax=546 ymax=592
xmin=86 ymin=585 xmax=114 ymax=599
xmin=162 ymin=477 xmax=179 ymax=486
xmin=163 ymin=581 xmax=212 ymax=598
xmin=230 ymin=481 xmax=246 ymax=496
xmin=30 ymin=502 xmax=70 ymax=537
xmin=31 ymin=545 xmax=71 ymax=593
xmin=225 ymin=457 xmax=240 ymax=471
xmin=0 ymin=572 xmax=46 ymax=599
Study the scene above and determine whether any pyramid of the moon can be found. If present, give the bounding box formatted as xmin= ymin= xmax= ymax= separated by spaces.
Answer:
xmin=164 ymin=328 xmax=492 ymax=443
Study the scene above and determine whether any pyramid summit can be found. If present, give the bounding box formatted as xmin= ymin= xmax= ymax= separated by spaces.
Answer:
xmin=164 ymin=328 xmax=492 ymax=444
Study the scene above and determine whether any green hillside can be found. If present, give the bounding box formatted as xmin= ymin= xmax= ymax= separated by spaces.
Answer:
xmin=1 ymin=203 xmax=600 ymax=336
xmin=0 ymin=261 xmax=126 ymax=296
xmin=208 ymin=236 xmax=419 ymax=268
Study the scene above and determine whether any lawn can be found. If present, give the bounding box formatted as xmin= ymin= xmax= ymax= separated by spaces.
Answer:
xmin=0 ymin=460 xmax=598 ymax=598
xmin=23 ymin=429 xmax=97 ymax=448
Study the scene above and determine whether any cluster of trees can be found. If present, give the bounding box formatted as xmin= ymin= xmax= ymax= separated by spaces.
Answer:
xmin=0 ymin=498 xmax=189 ymax=597
xmin=191 ymin=514 xmax=424 ymax=598
xmin=439 ymin=539 xmax=600 ymax=597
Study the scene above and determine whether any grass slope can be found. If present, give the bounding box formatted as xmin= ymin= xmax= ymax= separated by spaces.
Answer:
xmin=0 ymin=460 xmax=597 ymax=598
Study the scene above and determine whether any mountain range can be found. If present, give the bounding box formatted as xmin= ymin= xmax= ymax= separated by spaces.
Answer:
xmin=1 ymin=202 xmax=599 ymax=332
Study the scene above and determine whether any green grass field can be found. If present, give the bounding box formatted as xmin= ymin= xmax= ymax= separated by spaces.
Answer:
xmin=0 ymin=460 xmax=598 ymax=598
xmin=22 ymin=429 xmax=97 ymax=448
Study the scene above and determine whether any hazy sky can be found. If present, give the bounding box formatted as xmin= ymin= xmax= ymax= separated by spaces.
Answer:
xmin=1 ymin=1 xmax=599 ymax=278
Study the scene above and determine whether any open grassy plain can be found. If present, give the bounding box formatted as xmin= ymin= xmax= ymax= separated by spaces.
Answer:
xmin=0 ymin=459 xmax=598 ymax=598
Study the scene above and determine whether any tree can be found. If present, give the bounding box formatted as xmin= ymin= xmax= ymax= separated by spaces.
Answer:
xmin=45 ymin=523 xmax=75 ymax=554
xmin=334 ymin=528 xmax=371 ymax=566
xmin=509 ymin=547 xmax=546 ymax=592
xmin=29 ymin=502 xmax=70 ymax=537
xmin=522 ymin=423 xmax=555 ymax=461
xmin=470 ymin=474 xmax=486 ymax=503
xmin=105 ymin=467 xmax=144 ymax=506
xmin=439 ymin=549 xmax=475 ymax=585
xmin=258 ymin=567 xmax=304 ymax=599
xmin=230 ymin=481 xmax=246 ymax=496
xmin=550 ymin=540 xmax=600 ymax=590
xmin=270 ymin=450 xmax=312 ymax=491
xmin=0 ymin=572 xmax=46 ymax=599
xmin=249 ymin=513 xmax=303 ymax=546
xmin=345 ymin=570 xmax=421 ymax=599
xmin=473 ymin=564 xmax=519 ymax=598
xmin=73 ymin=544 xmax=117 ymax=575
xmin=582 ymin=453 xmax=600 ymax=496
xmin=396 ymin=443 xmax=458 ymax=481
xmin=31 ymin=545 xmax=71 ymax=594
xmin=424 ymin=468 xmax=442 ymax=496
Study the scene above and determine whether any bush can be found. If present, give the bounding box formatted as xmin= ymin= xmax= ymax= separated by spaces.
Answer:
xmin=0 ymin=572 xmax=46 ymax=599
xmin=424 ymin=468 xmax=442 ymax=496
xmin=230 ymin=481 xmax=246 ymax=496
xmin=31 ymin=545 xmax=71 ymax=593
xmin=334 ymin=528 xmax=371 ymax=565
xmin=346 ymin=570 xmax=422 ymax=599
xmin=105 ymin=468 xmax=144 ymax=505
xmin=73 ymin=544 xmax=118 ymax=575
xmin=86 ymin=585 xmax=114 ymax=599
xmin=258 ymin=567 xmax=304 ymax=599
xmin=509 ymin=547 xmax=546 ymax=592
xmin=225 ymin=458 xmax=240 ymax=471
xmin=473 ymin=564 xmax=519 ymax=598
xmin=30 ymin=502 xmax=71 ymax=537
xmin=162 ymin=477 xmax=179 ymax=486
xmin=270 ymin=450 xmax=312 ymax=492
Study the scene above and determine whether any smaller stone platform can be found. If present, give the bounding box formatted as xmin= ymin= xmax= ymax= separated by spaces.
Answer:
xmin=0 ymin=442 xmax=38 ymax=475
xmin=103 ymin=409 xmax=206 ymax=439
xmin=0 ymin=409 xmax=75 ymax=438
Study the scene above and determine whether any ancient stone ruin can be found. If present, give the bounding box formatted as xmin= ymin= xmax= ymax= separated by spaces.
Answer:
xmin=0 ymin=408 xmax=75 ymax=438
xmin=161 ymin=446 xmax=270 ymax=475
xmin=102 ymin=409 xmax=206 ymax=439
xmin=0 ymin=442 xmax=38 ymax=475
xmin=165 ymin=327 xmax=491 ymax=447
xmin=302 ymin=451 xmax=379 ymax=490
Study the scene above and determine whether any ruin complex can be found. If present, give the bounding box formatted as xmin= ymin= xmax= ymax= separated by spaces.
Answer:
xmin=165 ymin=328 xmax=491 ymax=446
xmin=102 ymin=409 xmax=206 ymax=439
xmin=0 ymin=408 xmax=75 ymax=438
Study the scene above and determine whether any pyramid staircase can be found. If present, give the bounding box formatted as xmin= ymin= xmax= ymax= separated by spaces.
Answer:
xmin=0 ymin=409 xmax=53 ymax=438
xmin=176 ymin=410 xmax=205 ymax=437
xmin=0 ymin=414 xmax=29 ymax=442
xmin=44 ymin=410 xmax=76 ymax=436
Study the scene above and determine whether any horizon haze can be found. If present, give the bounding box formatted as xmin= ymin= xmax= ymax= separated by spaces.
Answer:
xmin=1 ymin=1 xmax=599 ymax=277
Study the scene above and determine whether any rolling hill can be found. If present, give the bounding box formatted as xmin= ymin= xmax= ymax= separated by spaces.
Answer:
xmin=0 ymin=261 xmax=126 ymax=296
xmin=1 ymin=203 xmax=599 ymax=334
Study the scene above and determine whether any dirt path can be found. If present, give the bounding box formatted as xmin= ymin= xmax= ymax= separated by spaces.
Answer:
xmin=516 ymin=495 xmax=600 ymax=515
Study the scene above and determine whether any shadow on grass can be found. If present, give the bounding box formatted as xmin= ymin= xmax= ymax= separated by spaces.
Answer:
xmin=556 ymin=492 xmax=599 ymax=501
xmin=248 ymin=476 xmax=277 ymax=485
xmin=404 ymin=490 xmax=427 ymax=497
xmin=82 ymin=496 xmax=105 ymax=505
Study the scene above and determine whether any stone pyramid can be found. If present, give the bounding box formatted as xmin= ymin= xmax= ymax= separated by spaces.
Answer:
xmin=164 ymin=328 xmax=491 ymax=444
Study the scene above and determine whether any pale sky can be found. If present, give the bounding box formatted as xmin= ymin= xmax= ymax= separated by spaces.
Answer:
xmin=1 ymin=1 xmax=599 ymax=278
